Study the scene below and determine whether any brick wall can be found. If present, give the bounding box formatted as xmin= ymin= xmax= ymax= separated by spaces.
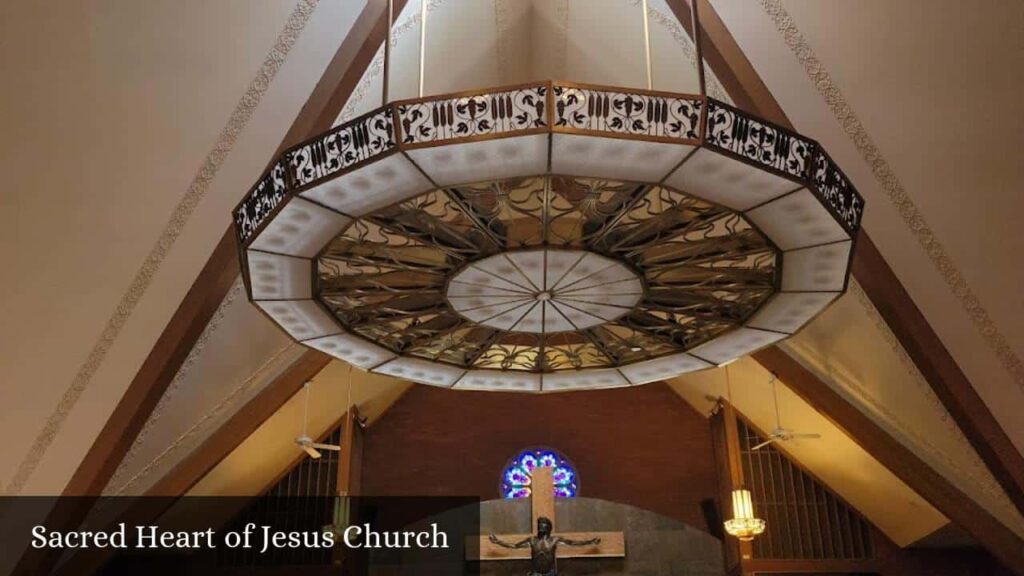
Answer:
xmin=361 ymin=382 xmax=720 ymax=532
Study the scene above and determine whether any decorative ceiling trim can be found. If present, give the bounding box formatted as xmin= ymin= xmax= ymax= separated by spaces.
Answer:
xmin=105 ymin=277 xmax=245 ymax=495
xmin=3 ymin=0 xmax=321 ymax=496
xmin=106 ymin=342 xmax=301 ymax=496
xmin=757 ymin=0 xmax=1024 ymax=391
xmin=781 ymin=286 xmax=1024 ymax=538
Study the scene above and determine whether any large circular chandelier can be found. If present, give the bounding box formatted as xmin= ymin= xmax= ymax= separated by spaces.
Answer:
xmin=232 ymin=1 xmax=863 ymax=392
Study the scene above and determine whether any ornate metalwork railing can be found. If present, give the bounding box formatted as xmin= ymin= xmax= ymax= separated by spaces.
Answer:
xmin=233 ymin=81 xmax=864 ymax=247
xmin=233 ymin=108 xmax=396 ymax=243
xmin=704 ymin=99 xmax=813 ymax=181
xmin=395 ymin=83 xmax=548 ymax=146
xmin=553 ymin=83 xmax=702 ymax=142
xmin=290 ymin=107 xmax=395 ymax=189
xmin=234 ymin=160 xmax=289 ymax=243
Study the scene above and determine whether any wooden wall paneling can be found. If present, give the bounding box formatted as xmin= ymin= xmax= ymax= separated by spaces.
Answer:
xmin=711 ymin=401 xmax=750 ymax=571
xmin=733 ymin=415 xmax=878 ymax=562
xmin=337 ymin=406 xmax=364 ymax=498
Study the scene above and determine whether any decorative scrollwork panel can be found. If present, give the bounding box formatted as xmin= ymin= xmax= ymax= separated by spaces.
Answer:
xmin=553 ymin=85 xmax=701 ymax=141
xmin=290 ymin=107 xmax=395 ymax=189
xmin=811 ymin=149 xmax=865 ymax=232
xmin=397 ymin=85 xmax=548 ymax=145
xmin=705 ymin=99 xmax=813 ymax=181
xmin=234 ymin=160 xmax=289 ymax=243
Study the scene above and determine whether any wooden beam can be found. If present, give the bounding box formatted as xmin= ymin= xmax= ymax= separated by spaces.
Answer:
xmin=51 ymin=349 xmax=330 ymax=576
xmin=666 ymin=0 xmax=788 ymax=125
xmin=752 ymin=347 xmax=1024 ymax=574
xmin=852 ymin=234 xmax=1024 ymax=516
xmin=710 ymin=402 xmax=751 ymax=570
xmin=336 ymin=405 xmax=365 ymax=498
xmin=146 ymin=349 xmax=331 ymax=496
xmin=665 ymin=0 xmax=1024 ymax=524
xmin=10 ymin=229 xmax=239 ymax=575
xmin=62 ymin=228 xmax=239 ymax=497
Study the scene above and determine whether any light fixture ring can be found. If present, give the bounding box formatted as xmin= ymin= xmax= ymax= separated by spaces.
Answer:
xmin=235 ymin=81 xmax=864 ymax=392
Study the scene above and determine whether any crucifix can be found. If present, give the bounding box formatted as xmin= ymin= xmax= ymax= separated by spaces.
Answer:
xmin=466 ymin=466 xmax=625 ymax=571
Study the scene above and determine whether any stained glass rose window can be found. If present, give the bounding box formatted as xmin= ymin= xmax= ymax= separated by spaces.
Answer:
xmin=501 ymin=448 xmax=578 ymax=499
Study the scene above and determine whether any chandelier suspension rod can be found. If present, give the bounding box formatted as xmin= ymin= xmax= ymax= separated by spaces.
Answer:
xmin=691 ymin=0 xmax=706 ymax=98
xmin=302 ymin=381 xmax=311 ymax=437
xmin=641 ymin=0 xmax=653 ymax=90
xmin=419 ymin=0 xmax=428 ymax=97
xmin=770 ymin=375 xmax=782 ymax=429
xmin=382 ymin=0 xmax=394 ymax=105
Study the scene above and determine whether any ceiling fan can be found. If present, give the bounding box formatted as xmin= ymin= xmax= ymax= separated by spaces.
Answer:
xmin=751 ymin=374 xmax=821 ymax=451
xmin=295 ymin=381 xmax=341 ymax=459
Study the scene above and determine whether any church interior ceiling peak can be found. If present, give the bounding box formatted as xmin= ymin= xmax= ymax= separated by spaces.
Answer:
xmin=2 ymin=0 xmax=1023 ymax=574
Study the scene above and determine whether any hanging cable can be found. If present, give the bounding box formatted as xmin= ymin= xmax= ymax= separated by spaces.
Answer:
xmin=641 ymin=0 xmax=653 ymax=90
xmin=770 ymin=374 xmax=782 ymax=430
xmin=724 ymin=363 xmax=733 ymax=404
xmin=418 ymin=0 xmax=428 ymax=97
xmin=346 ymin=363 xmax=353 ymax=415
xmin=382 ymin=0 xmax=394 ymax=105
xmin=302 ymin=381 xmax=311 ymax=437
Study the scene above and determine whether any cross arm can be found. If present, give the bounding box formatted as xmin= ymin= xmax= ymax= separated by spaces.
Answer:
xmin=467 ymin=531 xmax=625 ymax=561
xmin=488 ymin=534 xmax=531 ymax=549
xmin=558 ymin=535 xmax=602 ymax=547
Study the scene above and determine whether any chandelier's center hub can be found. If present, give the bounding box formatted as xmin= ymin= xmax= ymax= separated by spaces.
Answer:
xmin=446 ymin=249 xmax=642 ymax=334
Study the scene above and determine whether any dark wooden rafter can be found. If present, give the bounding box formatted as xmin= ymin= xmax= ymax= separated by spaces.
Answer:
xmin=753 ymin=347 xmax=1024 ymax=574
xmin=144 ymin=350 xmax=332 ymax=497
xmin=44 ymin=350 xmax=330 ymax=576
xmin=331 ymin=405 xmax=366 ymax=568
xmin=666 ymin=0 xmax=1024 ymax=538
xmin=853 ymin=235 xmax=1024 ymax=516
xmin=62 ymin=228 xmax=239 ymax=498
xmin=709 ymin=401 xmax=752 ymax=571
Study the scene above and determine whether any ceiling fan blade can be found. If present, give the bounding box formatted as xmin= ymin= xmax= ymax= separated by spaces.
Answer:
xmin=751 ymin=438 xmax=776 ymax=451
xmin=312 ymin=443 xmax=342 ymax=452
xmin=301 ymin=444 xmax=322 ymax=459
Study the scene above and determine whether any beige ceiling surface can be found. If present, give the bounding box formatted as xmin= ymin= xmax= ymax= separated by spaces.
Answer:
xmin=337 ymin=0 xmax=729 ymax=125
xmin=669 ymin=356 xmax=947 ymax=546
xmin=102 ymin=282 xmax=301 ymax=496
xmin=187 ymin=361 xmax=410 ymax=497
xmin=1 ymin=0 xmax=1021 ymax=556
xmin=781 ymin=283 xmax=1024 ymax=540
xmin=708 ymin=0 xmax=1024 ymax=456
xmin=0 ymin=0 xmax=368 ymax=495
